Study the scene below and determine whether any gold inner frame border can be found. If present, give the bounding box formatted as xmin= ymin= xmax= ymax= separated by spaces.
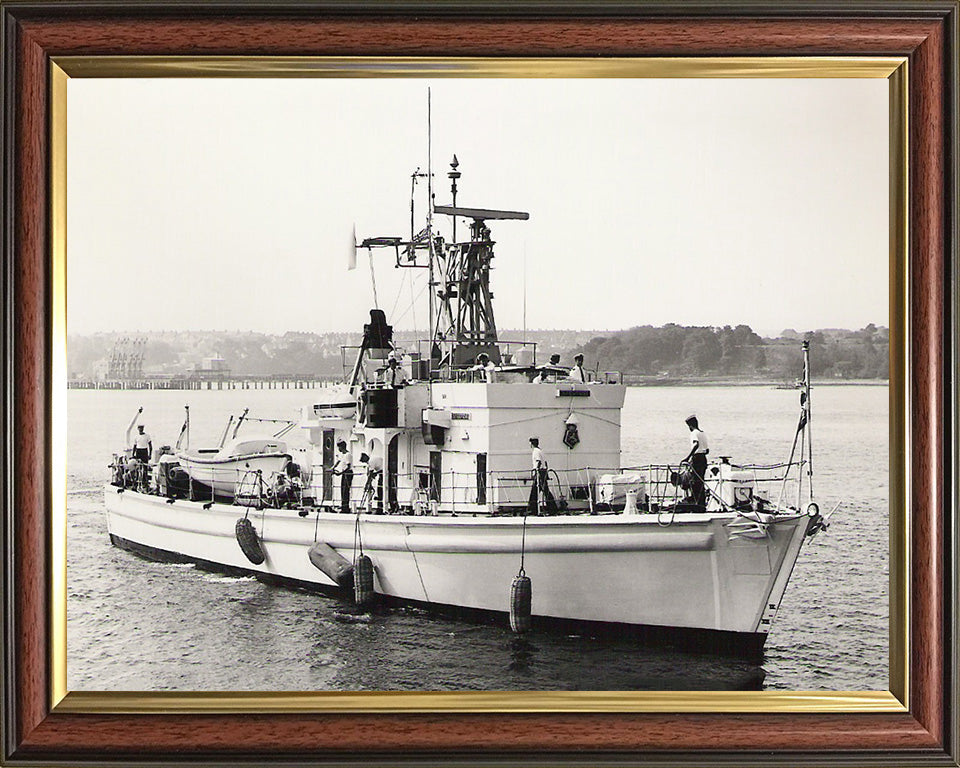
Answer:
xmin=48 ymin=55 xmax=909 ymax=715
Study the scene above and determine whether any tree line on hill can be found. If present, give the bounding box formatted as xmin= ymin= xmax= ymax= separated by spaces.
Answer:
xmin=66 ymin=328 xmax=601 ymax=379
xmin=573 ymin=324 xmax=889 ymax=380
xmin=68 ymin=324 xmax=888 ymax=382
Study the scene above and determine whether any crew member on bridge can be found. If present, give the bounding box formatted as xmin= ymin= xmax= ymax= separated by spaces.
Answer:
xmin=535 ymin=354 xmax=563 ymax=383
xmin=568 ymin=354 xmax=587 ymax=383
xmin=332 ymin=440 xmax=354 ymax=513
xmin=473 ymin=353 xmax=497 ymax=383
xmin=384 ymin=353 xmax=408 ymax=388
xmin=682 ymin=415 xmax=709 ymax=509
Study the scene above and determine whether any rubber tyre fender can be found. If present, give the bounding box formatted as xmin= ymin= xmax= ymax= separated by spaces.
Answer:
xmin=235 ymin=517 xmax=265 ymax=565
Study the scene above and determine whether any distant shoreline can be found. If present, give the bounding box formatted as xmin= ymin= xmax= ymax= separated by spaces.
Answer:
xmin=624 ymin=378 xmax=889 ymax=387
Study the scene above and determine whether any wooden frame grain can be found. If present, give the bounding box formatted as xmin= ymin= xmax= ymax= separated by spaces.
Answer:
xmin=1 ymin=2 xmax=957 ymax=765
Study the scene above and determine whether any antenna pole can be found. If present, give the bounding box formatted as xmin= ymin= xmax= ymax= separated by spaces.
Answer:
xmin=427 ymin=89 xmax=435 ymax=365
xmin=523 ymin=243 xmax=527 ymax=344
xmin=448 ymin=155 xmax=460 ymax=244
xmin=410 ymin=169 xmax=417 ymax=244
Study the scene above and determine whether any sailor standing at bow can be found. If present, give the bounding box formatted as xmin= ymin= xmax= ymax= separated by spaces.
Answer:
xmin=682 ymin=415 xmax=709 ymax=510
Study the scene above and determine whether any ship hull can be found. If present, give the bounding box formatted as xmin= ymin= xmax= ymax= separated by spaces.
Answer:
xmin=104 ymin=486 xmax=812 ymax=654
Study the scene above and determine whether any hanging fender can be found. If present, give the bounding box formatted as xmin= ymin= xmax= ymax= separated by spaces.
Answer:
xmin=235 ymin=517 xmax=265 ymax=565
xmin=308 ymin=542 xmax=354 ymax=588
xmin=354 ymin=554 xmax=375 ymax=606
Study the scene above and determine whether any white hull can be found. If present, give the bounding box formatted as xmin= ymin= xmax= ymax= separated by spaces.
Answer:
xmin=104 ymin=486 xmax=813 ymax=647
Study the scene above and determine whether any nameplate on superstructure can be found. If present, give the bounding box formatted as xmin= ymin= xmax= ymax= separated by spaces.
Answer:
xmin=556 ymin=386 xmax=591 ymax=398
xmin=451 ymin=412 xmax=471 ymax=421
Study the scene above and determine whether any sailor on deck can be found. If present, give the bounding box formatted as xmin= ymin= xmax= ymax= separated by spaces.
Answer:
xmin=359 ymin=452 xmax=384 ymax=513
xmin=527 ymin=437 xmax=557 ymax=515
xmin=682 ymin=415 xmax=709 ymax=509
xmin=126 ymin=408 xmax=152 ymax=462
xmin=332 ymin=440 xmax=354 ymax=513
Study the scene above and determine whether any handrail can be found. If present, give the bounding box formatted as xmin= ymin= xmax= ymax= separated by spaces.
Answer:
xmin=114 ymin=452 xmax=810 ymax=516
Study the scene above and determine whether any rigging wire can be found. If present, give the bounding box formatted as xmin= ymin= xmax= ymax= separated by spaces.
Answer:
xmin=410 ymin=268 xmax=419 ymax=338
xmin=367 ymin=248 xmax=379 ymax=309
xmin=389 ymin=280 xmax=429 ymax=326
xmin=388 ymin=266 xmax=408 ymax=321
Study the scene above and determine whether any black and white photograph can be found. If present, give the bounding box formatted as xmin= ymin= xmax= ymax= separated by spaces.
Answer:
xmin=65 ymin=75 xmax=889 ymax=693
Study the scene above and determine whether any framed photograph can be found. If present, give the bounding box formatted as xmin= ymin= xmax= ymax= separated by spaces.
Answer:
xmin=2 ymin=2 xmax=956 ymax=765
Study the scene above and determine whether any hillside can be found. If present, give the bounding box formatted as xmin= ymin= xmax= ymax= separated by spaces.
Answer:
xmin=67 ymin=329 xmax=603 ymax=380
xmin=68 ymin=324 xmax=888 ymax=382
xmin=574 ymin=324 xmax=889 ymax=381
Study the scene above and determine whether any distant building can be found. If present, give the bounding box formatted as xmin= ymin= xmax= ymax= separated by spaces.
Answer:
xmin=194 ymin=354 xmax=231 ymax=380
xmin=96 ymin=337 xmax=145 ymax=381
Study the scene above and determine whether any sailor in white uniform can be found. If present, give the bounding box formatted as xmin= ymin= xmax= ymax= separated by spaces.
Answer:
xmin=126 ymin=407 xmax=152 ymax=462
xmin=568 ymin=354 xmax=587 ymax=383
xmin=332 ymin=441 xmax=354 ymax=513
xmin=384 ymin=354 xmax=407 ymax=388
xmin=683 ymin=414 xmax=709 ymax=509
xmin=527 ymin=437 xmax=557 ymax=514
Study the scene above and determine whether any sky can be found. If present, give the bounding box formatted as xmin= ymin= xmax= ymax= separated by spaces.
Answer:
xmin=67 ymin=77 xmax=888 ymax=337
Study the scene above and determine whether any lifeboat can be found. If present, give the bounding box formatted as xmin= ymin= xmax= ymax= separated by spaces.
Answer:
xmin=177 ymin=436 xmax=292 ymax=498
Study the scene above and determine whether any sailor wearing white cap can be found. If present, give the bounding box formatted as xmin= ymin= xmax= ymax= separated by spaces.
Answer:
xmin=568 ymin=353 xmax=587 ymax=383
xmin=384 ymin=351 xmax=407 ymax=388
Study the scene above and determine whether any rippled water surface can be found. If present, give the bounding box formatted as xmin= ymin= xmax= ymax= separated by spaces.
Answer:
xmin=67 ymin=385 xmax=888 ymax=691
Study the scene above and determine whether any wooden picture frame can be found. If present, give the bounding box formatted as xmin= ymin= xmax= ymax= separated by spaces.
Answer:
xmin=2 ymin=2 xmax=957 ymax=764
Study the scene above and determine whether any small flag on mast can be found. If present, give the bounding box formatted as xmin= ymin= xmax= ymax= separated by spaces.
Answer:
xmin=348 ymin=224 xmax=357 ymax=271
xmin=176 ymin=406 xmax=190 ymax=450
xmin=796 ymin=391 xmax=808 ymax=433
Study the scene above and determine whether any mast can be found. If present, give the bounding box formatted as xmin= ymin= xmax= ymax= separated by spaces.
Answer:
xmin=356 ymin=92 xmax=528 ymax=372
xmin=427 ymin=88 xmax=435 ymax=370
xmin=448 ymin=155 xmax=460 ymax=244
xmin=431 ymin=205 xmax=527 ymax=367
xmin=775 ymin=340 xmax=815 ymax=513
xmin=802 ymin=340 xmax=814 ymax=501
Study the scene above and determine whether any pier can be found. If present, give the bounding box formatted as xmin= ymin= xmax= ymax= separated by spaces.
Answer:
xmin=67 ymin=374 xmax=339 ymax=391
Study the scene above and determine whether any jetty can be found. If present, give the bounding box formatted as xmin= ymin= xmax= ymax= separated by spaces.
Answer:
xmin=68 ymin=373 xmax=338 ymax=390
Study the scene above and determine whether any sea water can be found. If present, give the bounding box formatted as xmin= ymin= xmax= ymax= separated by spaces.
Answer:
xmin=66 ymin=384 xmax=888 ymax=691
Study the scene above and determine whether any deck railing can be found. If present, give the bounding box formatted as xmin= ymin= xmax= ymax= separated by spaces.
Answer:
xmin=112 ymin=452 xmax=807 ymax=517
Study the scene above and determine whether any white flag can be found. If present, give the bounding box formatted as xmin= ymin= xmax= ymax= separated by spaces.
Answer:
xmin=348 ymin=224 xmax=357 ymax=271
xmin=176 ymin=407 xmax=190 ymax=451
